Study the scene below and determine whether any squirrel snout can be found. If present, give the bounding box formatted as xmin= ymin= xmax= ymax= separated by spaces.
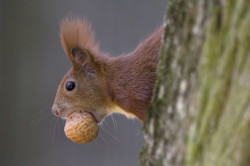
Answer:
xmin=52 ymin=105 xmax=60 ymax=117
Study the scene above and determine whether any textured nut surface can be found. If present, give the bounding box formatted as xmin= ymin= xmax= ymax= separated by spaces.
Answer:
xmin=64 ymin=112 xmax=98 ymax=143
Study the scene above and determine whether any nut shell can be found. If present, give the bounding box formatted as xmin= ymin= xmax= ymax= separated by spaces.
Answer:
xmin=64 ymin=112 xmax=98 ymax=143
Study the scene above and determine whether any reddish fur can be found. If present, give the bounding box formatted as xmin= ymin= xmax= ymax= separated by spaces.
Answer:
xmin=56 ymin=17 xmax=162 ymax=121
xmin=106 ymin=28 xmax=162 ymax=120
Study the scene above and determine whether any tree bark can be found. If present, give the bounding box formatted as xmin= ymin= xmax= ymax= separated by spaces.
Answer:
xmin=140 ymin=0 xmax=250 ymax=166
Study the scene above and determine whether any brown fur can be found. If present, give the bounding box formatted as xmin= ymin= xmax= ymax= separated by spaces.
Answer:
xmin=52 ymin=17 xmax=162 ymax=122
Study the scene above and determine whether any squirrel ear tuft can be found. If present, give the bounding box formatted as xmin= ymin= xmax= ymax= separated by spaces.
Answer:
xmin=60 ymin=17 xmax=99 ymax=67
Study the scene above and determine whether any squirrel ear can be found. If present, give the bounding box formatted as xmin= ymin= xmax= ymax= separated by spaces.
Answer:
xmin=71 ymin=47 xmax=89 ymax=65
xmin=70 ymin=47 xmax=96 ymax=74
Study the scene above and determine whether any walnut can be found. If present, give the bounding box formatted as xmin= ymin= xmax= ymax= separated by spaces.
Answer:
xmin=64 ymin=112 xmax=98 ymax=143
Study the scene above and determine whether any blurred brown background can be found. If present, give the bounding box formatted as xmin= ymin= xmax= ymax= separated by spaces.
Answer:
xmin=0 ymin=0 xmax=166 ymax=166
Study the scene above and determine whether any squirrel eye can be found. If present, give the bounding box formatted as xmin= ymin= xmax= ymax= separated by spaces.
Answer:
xmin=66 ymin=81 xmax=75 ymax=91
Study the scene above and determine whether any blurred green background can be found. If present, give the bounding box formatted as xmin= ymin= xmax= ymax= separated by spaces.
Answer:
xmin=0 ymin=0 xmax=166 ymax=165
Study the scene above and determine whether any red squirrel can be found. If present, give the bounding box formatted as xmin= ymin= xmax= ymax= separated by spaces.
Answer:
xmin=52 ymin=18 xmax=162 ymax=122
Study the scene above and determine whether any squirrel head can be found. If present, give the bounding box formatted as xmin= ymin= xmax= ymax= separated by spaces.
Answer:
xmin=52 ymin=18 xmax=111 ymax=123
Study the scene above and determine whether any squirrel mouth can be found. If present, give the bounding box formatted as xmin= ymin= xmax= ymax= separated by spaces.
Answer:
xmin=89 ymin=112 xmax=107 ymax=124
xmin=88 ymin=112 xmax=100 ymax=123
xmin=64 ymin=111 xmax=103 ymax=124
xmin=52 ymin=104 xmax=103 ymax=123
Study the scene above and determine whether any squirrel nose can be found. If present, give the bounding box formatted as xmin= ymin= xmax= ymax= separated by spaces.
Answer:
xmin=54 ymin=110 xmax=59 ymax=117
xmin=52 ymin=105 xmax=60 ymax=117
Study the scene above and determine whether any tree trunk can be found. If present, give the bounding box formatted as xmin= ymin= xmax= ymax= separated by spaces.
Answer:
xmin=140 ymin=0 xmax=250 ymax=166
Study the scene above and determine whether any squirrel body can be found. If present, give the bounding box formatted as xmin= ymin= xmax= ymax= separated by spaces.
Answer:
xmin=52 ymin=18 xmax=162 ymax=122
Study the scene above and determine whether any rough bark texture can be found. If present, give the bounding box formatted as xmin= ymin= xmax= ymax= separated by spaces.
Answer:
xmin=140 ymin=0 xmax=250 ymax=166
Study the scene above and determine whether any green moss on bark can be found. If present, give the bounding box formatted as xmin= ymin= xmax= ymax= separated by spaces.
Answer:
xmin=188 ymin=1 xmax=250 ymax=165
xmin=140 ymin=0 xmax=250 ymax=166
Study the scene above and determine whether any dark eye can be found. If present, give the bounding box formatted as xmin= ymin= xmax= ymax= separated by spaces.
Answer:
xmin=66 ymin=81 xmax=75 ymax=91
